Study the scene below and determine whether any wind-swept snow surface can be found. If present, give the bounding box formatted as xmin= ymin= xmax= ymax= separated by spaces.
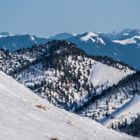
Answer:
xmin=0 ymin=71 xmax=136 ymax=140
xmin=88 ymin=61 xmax=133 ymax=88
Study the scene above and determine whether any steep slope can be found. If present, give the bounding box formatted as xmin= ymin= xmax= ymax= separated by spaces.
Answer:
xmin=0 ymin=71 xmax=136 ymax=140
xmin=0 ymin=40 xmax=134 ymax=112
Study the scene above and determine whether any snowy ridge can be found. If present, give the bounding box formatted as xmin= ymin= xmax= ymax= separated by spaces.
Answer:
xmin=113 ymin=35 xmax=140 ymax=45
xmin=79 ymin=32 xmax=106 ymax=45
xmin=80 ymin=32 xmax=98 ymax=41
xmin=0 ymin=71 xmax=136 ymax=140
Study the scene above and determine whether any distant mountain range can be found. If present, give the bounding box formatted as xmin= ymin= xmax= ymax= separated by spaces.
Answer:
xmin=0 ymin=32 xmax=48 ymax=51
xmin=67 ymin=30 xmax=140 ymax=70
xmin=0 ymin=29 xmax=140 ymax=69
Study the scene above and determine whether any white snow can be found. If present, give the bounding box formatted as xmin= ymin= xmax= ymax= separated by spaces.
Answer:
xmin=80 ymin=32 xmax=106 ymax=45
xmin=122 ymin=33 xmax=129 ymax=36
xmin=80 ymin=32 xmax=98 ymax=42
xmin=30 ymin=35 xmax=38 ymax=44
xmin=88 ymin=61 xmax=134 ymax=88
xmin=113 ymin=35 xmax=140 ymax=45
xmin=98 ymin=37 xmax=106 ymax=45
xmin=0 ymin=71 xmax=136 ymax=140
xmin=30 ymin=35 xmax=35 ymax=41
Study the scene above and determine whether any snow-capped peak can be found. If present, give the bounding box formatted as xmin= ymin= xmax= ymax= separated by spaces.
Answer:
xmin=29 ymin=35 xmax=34 ymax=40
xmin=86 ymin=32 xmax=98 ymax=37
xmin=80 ymin=32 xmax=98 ymax=42
xmin=79 ymin=32 xmax=106 ymax=45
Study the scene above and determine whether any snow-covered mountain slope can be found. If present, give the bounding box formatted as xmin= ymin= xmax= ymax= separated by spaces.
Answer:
xmin=79 ymin=32 xmax=105 ymax=44
xmin=0 ymin=71 xmax=137 ymax=140
xmin=77 ymin=71 xmax=140 ymax=138
xmin=104 ymin=95 xmax=140 ymax=128
xmin=80 ymin=71 xmax=140 ymax=121
xmin=103 ymin=93 xmax=140 ymax=138
xmin=113 ymin=35 xmax=140 ymax=45
xmin=88 ymin=61 xmax=133 ymax=88
xmin=111 ymin=29 xmax=140 ymax=45
xmin=0 ymin=33 xmax=48 ymax=51
xmin=0 ymin=40 xmax=134 ymax=112
xmin=69 ymin=32 xmax=106 ymax=45
xmin=95 ymin=72 xmax=140 ymax=128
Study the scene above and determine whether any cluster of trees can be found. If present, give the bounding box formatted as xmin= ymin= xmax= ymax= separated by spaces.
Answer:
xmin=0 ymin=44 xmax=48 ymax=75
xmin=39 ymin=50 xmax=96 ymax=111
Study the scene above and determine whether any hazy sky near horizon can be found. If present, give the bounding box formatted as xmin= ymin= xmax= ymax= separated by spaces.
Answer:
xmin=0 ymin=0 xmax=140 ymax=36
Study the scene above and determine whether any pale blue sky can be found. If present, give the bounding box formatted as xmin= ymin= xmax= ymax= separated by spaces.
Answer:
xmin=0 ymin=0 xmax=140 ymax=36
